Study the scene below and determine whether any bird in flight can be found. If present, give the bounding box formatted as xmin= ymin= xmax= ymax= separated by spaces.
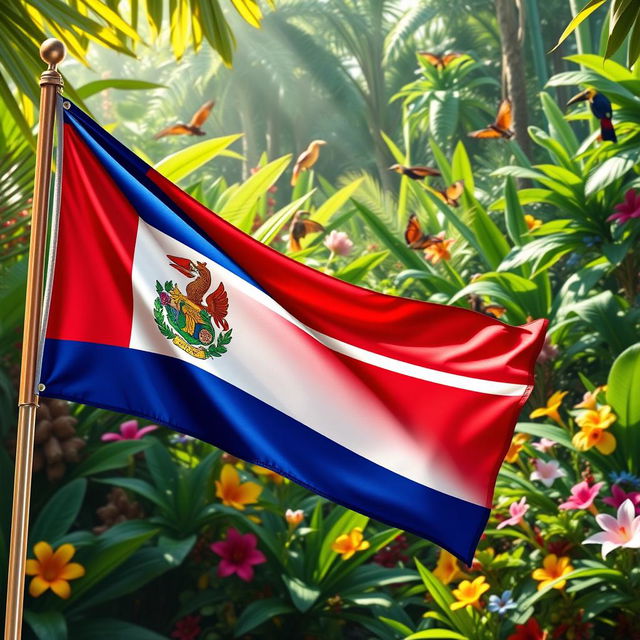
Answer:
xmin=468 ymin=99 xmax=514 ymax=139
xmin=389 ymin=164 xmax=441 ymax=181
xmin=288 ymin=210 xmax=324 ymax=252
xmin=153 ymin=100 xmax=215 ymax=139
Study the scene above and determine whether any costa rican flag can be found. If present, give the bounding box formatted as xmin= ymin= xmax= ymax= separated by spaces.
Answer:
xmin=40 ymin=100 xmax=547 ymax=563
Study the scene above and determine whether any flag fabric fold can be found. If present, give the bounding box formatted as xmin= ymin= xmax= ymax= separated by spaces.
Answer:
xmin=40 ymin=98 xmax=547 ymax=563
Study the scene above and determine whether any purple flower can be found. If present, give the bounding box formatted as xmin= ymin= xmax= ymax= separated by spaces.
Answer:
xmin=159 ymin=291 xmax=171 ymax=305
xmin=603 ymin=484 xmax=640 ymax=515
xmin=607 ymin=189 xmax=640 ymax=225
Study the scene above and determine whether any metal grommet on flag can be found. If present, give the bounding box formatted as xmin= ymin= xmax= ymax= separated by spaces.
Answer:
xmin=63 ymin=101 xmax=70 ymax=110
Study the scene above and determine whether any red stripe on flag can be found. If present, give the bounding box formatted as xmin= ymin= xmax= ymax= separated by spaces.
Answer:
xmin=46 ymin=124 xmax=138 ymax=346
xmin=147 ymin=169 xmax=547 ymax=385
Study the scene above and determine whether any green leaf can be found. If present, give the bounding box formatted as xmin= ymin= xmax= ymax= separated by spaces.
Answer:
xmin=233 ymin=598 xmax=295 ymax=637
xmin=69 ymin=619 xmax=168 ymax=640
xmin=503 ymin=177 xmax=529 ymax=246
xmin=252 ymin=191 xmax=315 ymax=245
xmin=92 ymin=477 xmax=169 ymax=510
xmin=552 ymin=0 xmax=608 ymax=50
xmin=154 ymin=134 xmax=243 ymax=183
xmin=515 ymin=422 xmax=575 ymax=450
xmin=66 ymin=521 xmax=158 ymax=605
xmin=313 ymin=178 xmax=364 ymax=226
xmin=24 ymin=610 xmax=67 ymax=640
xmin=76 ymin=79 xmax=165 ymax=100
xmin=71 ymin=440 xmax=155 ymax=478
xmin=540 ymin=91 xmax=579 ymax=157
xmin=219 ymin=155 xmax=292 ymax=232
xmin=607 ymin=343 xmax=640 ymax=427
xmin=29 ymin=479 xmax=86 ymax=546
xmin=230 ymin=0 xmax=263 ymax=28
xmin=379 ymin=616 xmax=414 ymax=636
xmin=334 ymin=251 xmax=389 ymax=284
xmin=585 ymin=150 xmax=640 ymax=196
xmin=282 ymin=576 xmax=320 ymax=612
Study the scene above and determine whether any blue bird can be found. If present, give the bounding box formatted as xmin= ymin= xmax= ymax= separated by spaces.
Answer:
xmin=567 ymin=88 xmax=617 ymax=143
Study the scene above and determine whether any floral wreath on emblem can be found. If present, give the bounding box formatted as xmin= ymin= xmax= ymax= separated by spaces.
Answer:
xmin=153 ymin=255 xmax=232 ymax=360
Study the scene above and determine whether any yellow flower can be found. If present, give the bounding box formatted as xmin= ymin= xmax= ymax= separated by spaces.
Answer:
xmin=331 ymin=527 xmax=370 ymax=560
xmin=252 ymin=465 xmax=284 ymax=484
xmin=450 ymin=576 xmax=489 ymax=610
xmin=532 ymin=554 xmax=574 ymax=591
xmin=572 ymin=405 xmax=617 ymax=454
xmin=524 ymin=214 xmax=542 ymax=230
xmin=530 ymin=391 xmax=568 ymax=425
xmin=215 ymin=464 xmax=262 ymax=510
xmin=25 ymin=542 xmax=85 ymax=599
xmin=504 ymin=433 xmax=530 ymax=463
xmin=424 ymin=233 xmax=455 ymax=264
xmin=433 ymin=549 xmax=469 ymax=585
xmin=574 ymin=385 xmax=606 ymax=410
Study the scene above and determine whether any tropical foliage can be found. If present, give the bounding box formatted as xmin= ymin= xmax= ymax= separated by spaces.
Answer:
xmin=2 ymin=0 xmax=640 ymax=638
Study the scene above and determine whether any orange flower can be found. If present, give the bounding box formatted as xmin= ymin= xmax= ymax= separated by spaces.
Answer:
xmin=532 ymin=554 xmax=574 ymax=591
xmin=504 ymin=433 xmax=530 ymax=463
xmin=433 ymin=549 xmax=469 ymax=585
xmin=450 ymin=576 xmax=489 ymax=610
xmin=25 ymin=542 xmax=85 ymax=599
xmin=572 ymin=405 xmax=617 ymax=454
xmin=530 ymin=391 xmax=567 ymax=425
xmin=574 ymin=386 xmax=606 ymax=410
xmin=524 ymin=214 xmax=542 ymax=230
xmin=331 ymin=527 xmax=370 ymax=560
xmin=252 ymin=465 xmax=284 ymax=484
xmin=215 ymin=464 xmax=262 ymax=510
xmin=424 ymin=232 xmax=455 ymax=264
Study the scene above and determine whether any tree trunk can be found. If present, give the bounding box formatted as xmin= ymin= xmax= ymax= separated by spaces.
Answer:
xmin=496 ymin=0 xmax=530 ymax=157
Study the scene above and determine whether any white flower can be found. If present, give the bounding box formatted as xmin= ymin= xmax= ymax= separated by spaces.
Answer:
xmin=583 ymin=499 xmax=640 ymax=559
xmin=530 ymin=459 xmax=567 ymax=488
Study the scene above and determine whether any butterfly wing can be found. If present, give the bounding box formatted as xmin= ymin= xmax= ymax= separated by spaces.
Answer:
xmin=442 ymin=53 xmax=461 ymax=67
xmin=153 ymin=124 xmax=192 ymax=139
xmin=404 ymin=214 xmax=442 ymax=249
xmin=484 ymin=304 xmax=507 ymax=319
xmin=419 ymin=52 xmax=442 ymax=67
xmin=190 ymin=100 xmax=215 ymax=127
xmin=444 ymin=180 xmax=464 ymax=206
xmin=468 ymin=127 xmax=503 ymax=139
xmin=495 ymin=99 xmax=513 ymax=132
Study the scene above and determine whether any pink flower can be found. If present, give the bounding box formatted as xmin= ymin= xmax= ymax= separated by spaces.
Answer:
xmin=536 ymin=336 xmax=559 ymax=364
xmin=532 ymin=438 xmax=556 ymax=453
xmin=171 ymin=615 xmax=201 ymax=640
xmin=210 ymin=528 xmax=266 ymax=582
xmin=583 ymin=499 xmax=640 ymax=558
xmin=603 ymin=484 xmax=640 ymax=515
xmin=559 ymin=481 xmax=604 ymax=511
xmin=497 ymin=497 xmax=529 ymax=529
xmin=530 ymin=459 xmax=567 ymax=488
xmin=324 ymin=230 xmax=354 ymax=256
xmin=607 ymin=189 xmax=640 ymax=224
xmin=101 ymin=419 xmax=158 ymax=442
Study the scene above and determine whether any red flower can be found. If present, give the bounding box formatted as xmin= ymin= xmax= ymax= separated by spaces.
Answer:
xmin=210 ymin=528 xmax=266 ymax=582
xmin=508 ymin=618 xmax=548 ymax=640
xmin=608 ymin=189 xmax=640 ymax=224
xmin=552 ymin=611 xmax=593 ymax=640
xmin=373 ymin=534 xmax=409 ymax=567
xmin=171 ymin=615 xmax=201 ymax=640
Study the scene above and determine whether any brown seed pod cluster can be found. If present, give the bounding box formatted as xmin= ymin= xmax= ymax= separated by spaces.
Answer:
xmin=32 ymin=398 xmax=85 ymax=482
xmin=93 ymin=487 xmax=145 ymax=535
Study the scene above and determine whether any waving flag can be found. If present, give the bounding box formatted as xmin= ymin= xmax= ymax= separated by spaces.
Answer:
xmin=40 ymin=99 xmax=547 ymax=563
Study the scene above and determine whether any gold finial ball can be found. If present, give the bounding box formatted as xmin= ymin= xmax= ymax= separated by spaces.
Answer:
xmin=39 ymin=38 xmax=66 ymax=67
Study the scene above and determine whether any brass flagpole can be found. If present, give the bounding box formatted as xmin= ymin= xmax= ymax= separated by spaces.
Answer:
xmin=4 ymin=38 xmax=65 ymax=640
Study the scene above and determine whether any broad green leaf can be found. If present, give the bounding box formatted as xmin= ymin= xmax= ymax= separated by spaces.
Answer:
xmin=552 ymin=0 xmax=608 ymax=50
xmin=93 ymin=477 xmax=169 ymax=510
xmin=313 ymin=178 xmax=364 ymax=226
xmin=230 ymin=0 xmax=263 ymax=28
xmin=219 ymin=155 xmax=292 ymax=232
xmin=540 ymin=91 xmax=579 ymax=157
xmin=252 ymin=191 xmax=315 ymax=245
xmin=282 ymin=576 xmax=320 ymax=613
xmin=515 ymin=422 xmax=575 ymax=450
xmin=76 ymin=79 xmax=164 ymax=100
xmin=24 ymin=610 xmax=67 ymax=640
xmin=565 ymin=54 xmax=634 ymax=82
xmin=503 ymin=177 xmax=529 ymax=246
xmin=451 ymin=141 xmax=474 ymax=196
xmin=607 ymin=343 xmax=640 ymax=427
xmin=71 ymin=440 xmax=154 ymax=478
xmin=379 ymin=617 xmax=414 ymax=636
xmin=29 ymin=479 xmax=86 ymax=546
xmin=585 ymin=150 xmax=640 ymax=196
xmin=234 ymin=598 xmax=295 ymax=637
xmin=334 ymin=251 xmax=389 ymax=284
xmin=154 ymin=134 xmax=242 ymax=183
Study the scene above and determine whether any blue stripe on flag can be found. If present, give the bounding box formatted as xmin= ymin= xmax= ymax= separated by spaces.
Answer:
xmin=63 ymin=102 xmax=261 ymax=290
xmin=41 ymin=338 xmax=489 ymax=563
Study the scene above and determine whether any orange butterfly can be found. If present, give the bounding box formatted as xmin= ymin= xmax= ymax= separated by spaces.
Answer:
xmin=468 ymin=294 xmax=506 ymax=319
xmin=418 ymin=52 xmax=462 ymax=69
xmin=425 ymin=180 xmax=464 ymax=207
xmin=468 ymin=99 xmax=514 ymax=139
xmin=404 ymin=214 xmax=443 ymax=250
xmin=154 ymin=100 xmax=215 ymax=139
xmin=389 ymin=164 xmax=441 ymax=181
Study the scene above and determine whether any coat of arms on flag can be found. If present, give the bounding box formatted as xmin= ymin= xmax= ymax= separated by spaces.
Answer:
xmin=153 ymin=255 xmax=232 ymax=360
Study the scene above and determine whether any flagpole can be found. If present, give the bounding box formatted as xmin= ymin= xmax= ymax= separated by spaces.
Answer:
xmin=4 ymin=38 xmax=65 ymax=640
